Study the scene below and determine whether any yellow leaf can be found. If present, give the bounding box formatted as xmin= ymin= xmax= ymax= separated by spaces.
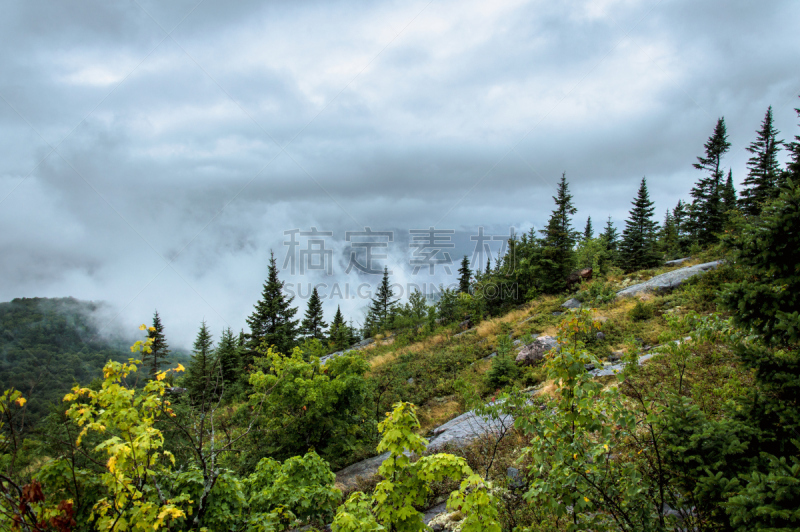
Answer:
xmin=107 ymin=456 xmax=117 ymax=473
xmin=149 ymin=326 xmax=156 ymax=332
xmin=175 ymin=364 xmax=186 ymax=373
xmin=604 ymin=444 xmax=609 ymax=451
xmin=139 ymin=324 xmax=147 ymax=331
xmin=156 ymin=372 xmax=166 ymax=381
xmin=584 ymin=497 xmax=590 ymax=503
xmin=15 ymin=397 xmax=26 ymax=407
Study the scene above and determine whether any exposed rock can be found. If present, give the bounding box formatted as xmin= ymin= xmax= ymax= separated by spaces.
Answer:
xmin=423 ymin=501 xmax=449 ymax=525
xmin=453 ymin=327 xmax=476 ymax=338
xmin=552 ymin=311 xmax=563 ymax=317
xmin=596 ymin=332 xmax=605 ymax=340
xmin=165 ymin=387 xmax=186 ymax=395
xmin=665 ymin=257 xmax=691 ymax=266
xmin=561 ymin=298 xmax=581 ymax=309
xmin=319 ymin=337 xmax=375 ymax=365
xmin=334 ymin=451 xmax=390 ymax=490
xmin=407 ymin=377 xmax=415 ymax=385
xmin=616 ymin=261 xmax=721 ymax=298
xmin=515 ymin=335 xmax=559 ymax=366
xmin=458 ymin=318 xmax=473 ymax=331
xmin=566 ymin=267 xmax=593 ymax=290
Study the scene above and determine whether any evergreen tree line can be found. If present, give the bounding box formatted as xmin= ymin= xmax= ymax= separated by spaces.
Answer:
xmin=467 ymin=102 xmax=800 ymax=313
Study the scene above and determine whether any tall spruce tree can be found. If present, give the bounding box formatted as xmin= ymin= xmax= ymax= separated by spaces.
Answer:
xmin=300 ymin=287 xmax=327 ymax=340
xmin=245 ymin=250 xmax=299 ymax=359
xmin=619 ymin=177 xmax=660 ymax=271
xmin=740 ymin=106 xmax=784 ymax=216
xmin=457 ymin=256 xmax=471 ymax=294
xmin=690 ymin=117 xmax=731 ymax=245
xmin=583 ymin=216 xmax=593 ymax=240
xmin=186 ymin=320 xmax=216 ymax=401
xmin=143 ymin=310 xmax=170 ymax=379
xmin=539 ymin=172 xmax=579 ymax=292
xmin=366 ymin=267 xmax=399 ymax=333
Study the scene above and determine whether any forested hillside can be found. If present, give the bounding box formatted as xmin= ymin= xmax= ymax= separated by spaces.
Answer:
xmin=0 ymin=101 xmax=798 ymax=531
xmin=0 ymin=298 xmax=131 ymax=424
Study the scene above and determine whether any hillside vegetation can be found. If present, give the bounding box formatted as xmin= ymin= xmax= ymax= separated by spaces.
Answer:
xmin=1 ymin=103 xmax=799 ymax=531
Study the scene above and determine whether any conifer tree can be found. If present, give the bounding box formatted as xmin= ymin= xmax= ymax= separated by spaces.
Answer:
xmin=722 ymin=169 xmax=737 ymax=213
xmin=300 ymin=287 xmax=327 ymax=341
xmin=245 ymin=251 xmax=299 ymax=359
xmin=187 ymin=320 xmax=216 ymax=401
xmin=457 ymin=256 xmax=471 ymax=294
xmin=366 ymin=267 xmax=399 ymax=333
xmin=485 ymin=256 xmax=491 ymax=274
xmin=539 ymin=172 xmax=579 ymax=292
xmin=329 ymin=306 xmax=349 ymax=350
xmin=740 ymin=106 xmax=784 ymax=216
xmin=690 ymin=117 xmax=731 ymax=245
xmin=143 ymin=310 xmax=170 ymax=379
xmin=583 ymin=216 xmax=593 ymax=240
xmin=600 ymin=216 xmax=618 ymax=252
xmin=784 ymin=99 xmax=800 ymax=185
xmin=619 ymin=177 xmax=660 ymax=271
xmin=215 ymin=327 xmax=239 ymax=395
xmin=658 ymin=209 xmax=680 ymax=259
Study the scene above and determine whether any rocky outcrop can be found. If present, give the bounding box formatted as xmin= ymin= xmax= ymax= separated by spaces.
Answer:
xmin=616 ymin=261 xmax=721 ymax=298
xmin=561 ymin=298 xmax=581 ymax=309
xmin=515 ymin=335 xmax=559 ymax=366
xmin=319 ymin=337 xmax=375 ymax=365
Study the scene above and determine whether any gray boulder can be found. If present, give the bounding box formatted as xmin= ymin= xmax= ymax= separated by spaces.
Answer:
xmin=616 ymin=261 xmax=721 ymax=298
xmin=515 ymin=335 xmax=559 ymax=366
xmin=561 ymin=298 xmax=581 ymax=309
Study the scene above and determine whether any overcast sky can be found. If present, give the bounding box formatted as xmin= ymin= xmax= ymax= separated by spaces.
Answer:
xmin=2 ymin=0 xmax=799 ymax=347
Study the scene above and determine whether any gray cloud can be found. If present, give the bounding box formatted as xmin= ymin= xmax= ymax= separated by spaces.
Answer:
xmin=2 ymin=0 xmax=799 ymax=346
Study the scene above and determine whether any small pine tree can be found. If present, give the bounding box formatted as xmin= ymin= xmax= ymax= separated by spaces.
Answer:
xmin=583 ymin=216 xmax=593 ymax=240
xmin=300 ymin=287 xmax=327 ymax=341
xmin=187 ymin=321 xmax=216 ymax=401
xmin=658 ymin=209 xmax=680 ymax=259
xmin=329 ymin=306 xmax=349 ymax=351
xmin=740 ymin=106 xmax=784 ymax=216
xmin=245 ymin=250 xmax=299 ymax=359
xmin=600 ymin=216 xmax=618 ymax=252
xmin=689 ymin=117 xmax=731 ymax=245
xmin=143 ymin=310 xmax=170 ymax=379
xmin=366 ymin=267 xmax=399 ymax=333
xmin=457 ymin=256 xmax=471 ymax=294
xmin=216 ymin=327 xmax=239 ymax=397
xmin=619 ymin=177 xmax=661 ymax=271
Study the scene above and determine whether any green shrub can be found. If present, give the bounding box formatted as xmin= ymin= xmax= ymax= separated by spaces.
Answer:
xmin=485 ymin=354 xmax=518 ymax=390
xmin=629 ymin=301 xmax=654 ymax=321
xmin=575 ymin=280 xmax=617 ymax=306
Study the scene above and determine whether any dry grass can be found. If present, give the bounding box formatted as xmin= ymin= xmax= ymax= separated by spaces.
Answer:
xmin=368 ymin=332 xmax=447 ymax=370
xmin=418 ymin=397 xmax=463 ymax=433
